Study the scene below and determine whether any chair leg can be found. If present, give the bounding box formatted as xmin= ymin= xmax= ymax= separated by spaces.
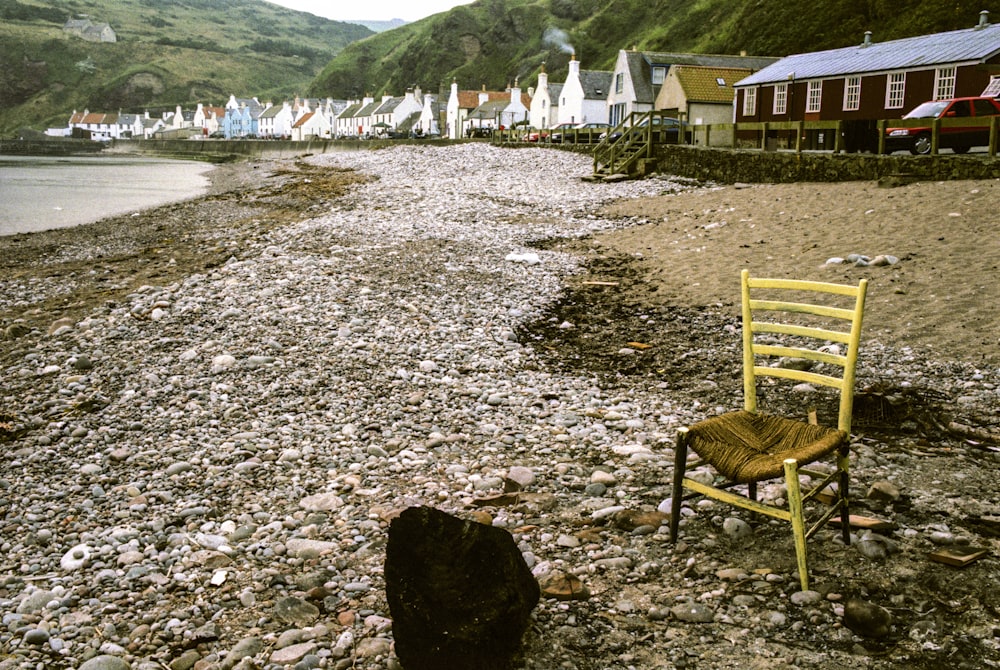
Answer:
xmin=670 ymin=429 xmax=688 ymax=542
xmin=838 ymin=446 xmax=851 ymax=545
xmin=784 ymin=458 xmax=810 ymax=592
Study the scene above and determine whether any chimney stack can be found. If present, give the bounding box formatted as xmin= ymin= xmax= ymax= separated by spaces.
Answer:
xmin=862 ymin=30 xmax=872 ymax=47
xmin=976 ymin=10 xmax=989 ymax=28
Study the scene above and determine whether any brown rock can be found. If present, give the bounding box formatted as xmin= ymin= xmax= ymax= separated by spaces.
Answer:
xmin=843 ymin=597 xmax=893 ymax=638
xmin=538 ymin=571 xmax=591 ymax=601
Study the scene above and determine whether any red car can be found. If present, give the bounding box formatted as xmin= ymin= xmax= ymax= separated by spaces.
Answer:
xmin=884 ymin=96 xmax=1000 ymax=155
xmin=522 ymin=129 xmax=549 ymax=142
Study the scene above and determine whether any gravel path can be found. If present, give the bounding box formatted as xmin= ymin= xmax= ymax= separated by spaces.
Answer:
xmin=1 ymin=145 xmax=998 ymax=670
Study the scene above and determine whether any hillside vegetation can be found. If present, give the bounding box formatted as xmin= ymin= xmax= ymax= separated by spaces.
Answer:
xmin=309 ymin=0 xmax=1000 ymax=98
xmin=0 ymin=0 xmax=372 ymax=135
xmin=5 ymin=0 xmax=999 ymax=136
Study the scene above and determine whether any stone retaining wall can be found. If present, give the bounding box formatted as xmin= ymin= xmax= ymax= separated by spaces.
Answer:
xmin=652 ymin=145 xmax=1000 ymax=183
xmin=101 ymin=138 xmax=1000 ymax=184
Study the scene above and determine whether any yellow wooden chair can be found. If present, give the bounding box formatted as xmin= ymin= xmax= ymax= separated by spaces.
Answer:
xmin=669 ymin=269 xmax=868 ymax=591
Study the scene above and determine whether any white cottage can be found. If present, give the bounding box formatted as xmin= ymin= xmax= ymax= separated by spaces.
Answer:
xmin=557 ymin=55 xmax=612 ymax=126
xmin=529 ymin=63 xmax=562 ymax=130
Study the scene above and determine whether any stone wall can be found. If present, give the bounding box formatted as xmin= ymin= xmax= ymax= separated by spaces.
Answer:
xmin=652 ymin=145 xmax=1000 ymax=183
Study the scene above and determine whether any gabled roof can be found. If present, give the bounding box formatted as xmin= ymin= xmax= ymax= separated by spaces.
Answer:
xmin=338 ymin=102 xmax=363 ymax=119
xmin=641 ymin=51 xmax=780 ymax=71
xmin=328 ymin=100 xmax=350 ymax=115
xmin=259 ymin=105 xmax=285 ymax=119
xmin=674 ymin=66 xmax=751 ymax=104
xmin=231 ymin=98 xmax=265 ymax=116
xmin=626 ymin=51 xmax=657 ymax=103
xmin=736 ymin=20 xmax=1000 ymax=87
xmin=469 ymin=99 xmax=510 ymax=120
xmin=292 ymin=112 xmax=315 ymax=128
xmin=374 ymin=96 xmax=403 ymax=114
xmin=77 ymin=112 xmax=117 ymax=125
xmin=356 ymin=100 xmax=380 ymax=116
xmin=625 ymin=51 xmax=780 ymax=103
xmin=456 ymin=90 xmax=508 ymax=109
xmin=580 ymin=70 xmax=613 ymax=100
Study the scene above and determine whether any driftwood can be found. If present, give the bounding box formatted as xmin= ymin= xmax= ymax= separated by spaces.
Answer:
xmin=946 ymin=421 xmax=1000 ymax=447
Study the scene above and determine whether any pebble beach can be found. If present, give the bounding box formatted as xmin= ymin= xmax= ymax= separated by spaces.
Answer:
xmin=2 ymin=144 xmax=999 ymax=670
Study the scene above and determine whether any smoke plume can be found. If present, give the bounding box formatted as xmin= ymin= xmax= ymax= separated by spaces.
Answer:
xmin=543 ymin=27 xmax=575 ymax=55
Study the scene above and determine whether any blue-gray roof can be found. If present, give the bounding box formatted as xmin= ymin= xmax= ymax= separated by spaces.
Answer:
xmin=737 ymin=21 xmax=1000 ymax=87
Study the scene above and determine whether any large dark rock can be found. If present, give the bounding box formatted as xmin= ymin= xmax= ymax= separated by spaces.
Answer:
xmin=385 ymin=506 xmax=540 ymax=670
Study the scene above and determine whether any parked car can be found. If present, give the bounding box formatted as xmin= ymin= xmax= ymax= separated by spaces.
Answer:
xmin=884 ymin=96 xmax=1000 ymax=155
xmin=522 ymin=129 xmax=549 ymax=142
xmin=466 ymin=127 xmax=493 ymax=138
xmin=552 ymin=122 xmax=610 ymax=144
xmin=601 ymin=116 xmax=688 ymax=143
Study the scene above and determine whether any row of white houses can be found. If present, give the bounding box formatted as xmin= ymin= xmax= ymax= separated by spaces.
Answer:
xmin=54 ymin=47 xmax=768 ymax=142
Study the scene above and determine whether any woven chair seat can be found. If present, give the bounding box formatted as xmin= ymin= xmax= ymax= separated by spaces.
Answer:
xmin=686 ymin=411 xmax=848 ymax=484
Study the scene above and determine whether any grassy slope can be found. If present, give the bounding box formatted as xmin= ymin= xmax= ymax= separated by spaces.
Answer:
xmin=0 ymin=0 xmax=373 ymax=135
xmin=309 ymin=0 xmax=1000 ymax=99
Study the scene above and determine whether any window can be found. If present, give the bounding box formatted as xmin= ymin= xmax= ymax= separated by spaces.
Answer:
xmin=742 ymin=87 xmax=757 ymax=117
xmin=806 ymin=80 xmax=822 ymax=113
xmin=934 ymin=67 xmax=956 ymax=100
xmin=886 ymin=72 xmax=906 ymax=109
xmin=973 ymin=98 xmax=998 ymax=115
xmin=610 ymin=102 xmax=626 ymax=126
xmin=716 ymin=77 xmax=726 ymax=86
xmin=950 ymin=99 xmax=971 ymax=117
xmin=652 ymin=66 xmax=666 ymax=85
xmin=773 ymin=82 xmax=787 ymax=115
xmin=843 ymin=76 xmax=861 ymax=111
xmin=983 ymin=75 xmax=1000 ymax=97
xmin=615 ymin=73 xmax=624 ymax=94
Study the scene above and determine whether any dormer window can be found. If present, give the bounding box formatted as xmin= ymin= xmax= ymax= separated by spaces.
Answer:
xmin=652 ymin=66 xmax=666 ymax=84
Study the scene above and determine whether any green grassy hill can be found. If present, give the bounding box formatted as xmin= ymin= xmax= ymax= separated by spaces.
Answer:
xmin=309 ymin=0 xmax=1000 ymax=98
xmin=0 ymin=0 xmax=372 ymax=135
xmin=6 ymin=0 xmax=999 ymax=136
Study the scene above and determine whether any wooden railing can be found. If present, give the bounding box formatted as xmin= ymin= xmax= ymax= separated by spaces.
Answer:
xmin=591 ymin=110 xmax=691 ymax=175
xmin=492 ymin=112 xmax=1000 ymax=166
xmin=700 ymin=116 xmax=999 ymax=156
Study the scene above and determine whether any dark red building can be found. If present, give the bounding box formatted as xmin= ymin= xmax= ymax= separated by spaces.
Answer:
xmin=733 ymin=11 xmax=1000 ymax=150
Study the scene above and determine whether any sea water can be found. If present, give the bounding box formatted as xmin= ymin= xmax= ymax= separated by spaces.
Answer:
xmin=0 ymin=155 xmax=213 ymax=236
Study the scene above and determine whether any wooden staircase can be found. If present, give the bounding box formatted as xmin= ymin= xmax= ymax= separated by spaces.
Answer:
xmin=593 ymin=110 xmax=682 ymax=178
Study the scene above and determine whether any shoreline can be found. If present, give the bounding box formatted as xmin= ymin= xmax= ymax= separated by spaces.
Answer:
xmin=0 ymin=154 xmax=222 ymax=238
xmin=0 ymin=157 xmax=364 ymax=340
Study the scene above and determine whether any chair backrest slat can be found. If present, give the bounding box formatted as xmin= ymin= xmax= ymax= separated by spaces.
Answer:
xmin=750 ymin=299 xmax=857 ymax=321
xmin=754 ymin=344 xmax=847 ymax=367
xmin=747 ymin=276 xmax=863 ymax=297
xmin=752 ymin=365 xmax=848 ymax=389
xmin=741 ymin=269 xmax=868 ymax=434
xmin=752 ymin=322 xmax=854 ymax=345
